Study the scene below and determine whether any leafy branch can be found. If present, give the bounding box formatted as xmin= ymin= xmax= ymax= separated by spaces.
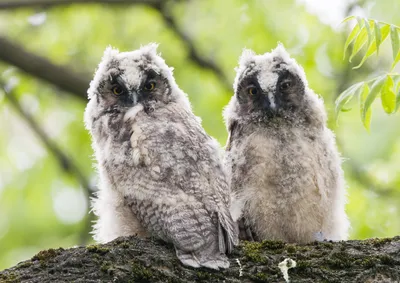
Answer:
xmin=336 ymin=16 xmax=400 ymax=130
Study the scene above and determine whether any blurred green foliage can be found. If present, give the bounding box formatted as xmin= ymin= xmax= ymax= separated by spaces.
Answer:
xmin=0 ymin=0 xmax=399 ymax=271
xmin=336 ymin=17 xmax=400 ymax=129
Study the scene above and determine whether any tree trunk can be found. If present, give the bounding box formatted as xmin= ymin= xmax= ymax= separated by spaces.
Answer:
xmin=0 ymin=236 xmax=399 ymax=283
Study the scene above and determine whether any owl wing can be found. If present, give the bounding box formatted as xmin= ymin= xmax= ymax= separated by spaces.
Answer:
xmin=128 ymin=117 xmax=238 ymax=253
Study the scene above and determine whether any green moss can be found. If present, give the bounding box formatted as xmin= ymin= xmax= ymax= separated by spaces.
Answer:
xmin=252 ymin=272 xmax=271 ymax=282
xmin=119 ymin=241 xmax=130 ymax=249
xmin=100 ymin=261 xmax=113 ymax=273
xmin=242 ymin=241 xmax=266 ymax=263
xmin=319 ymin=242 xmax=334 ymax=249
xmin=196 ymin=271 xmax=212 ymax=281
xmin=379 ymin=254 xmax=396 ymax=265
xmin=296 ymin=260 xmax=312 ymax=270
xmin=16 ymin=261 xmax=33 ymax=268
xmin=364 ymin=238 xmax=392 ymax=247
xmin=325 ymin=251 xmax=353 ymax=269
xmin=0 ymin=272 xmax=18 ymax=283
xmin=286 ymin=245 xmax=296 ymax=254
xmin=261 ymin=240 xmax=285 ymax=250
xmin=360 ymin=257 xmax=379 ymax=268
xmin=131 ymin=262 xmax=154 ymax=282
xmin=87 ymin=244 xmax=110 ymax=255
xmin=31 ymin=248 xmax=59 ymax=261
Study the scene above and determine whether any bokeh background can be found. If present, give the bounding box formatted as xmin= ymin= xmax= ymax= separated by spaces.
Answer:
xmin=0 ymin=0 xmax=399 ymax=270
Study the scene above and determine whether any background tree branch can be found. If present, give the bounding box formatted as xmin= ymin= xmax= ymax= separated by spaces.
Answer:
xmin=1 ymin=236 xmax=399 ymax=282
xmin=153 ymin=3 xmax=232 ymax=91
xmin=0 ymin=81 xmax=94 ymax=244
xmin=0 ymin=36 xmax=89 ymax=100
xmin=0 ymin=0 xmax=163 ymax=9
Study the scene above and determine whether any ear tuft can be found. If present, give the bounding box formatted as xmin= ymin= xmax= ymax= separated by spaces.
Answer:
xmin=238 ymin=48 xmax=256 ymax=67
xmin=102 ymin=45 xmax=119 ymax=61
xmin=271 ymin=42 xmax=291 ymax=61
xmin=140 ymin=42 xmax=159 ymax=58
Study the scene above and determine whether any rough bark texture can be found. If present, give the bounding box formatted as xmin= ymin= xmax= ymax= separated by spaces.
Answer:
xmin=0 ymin=236 xmax=399 ymax=283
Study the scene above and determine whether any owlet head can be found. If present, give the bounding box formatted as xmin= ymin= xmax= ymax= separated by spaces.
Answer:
xmin=87 ymin=43 xmax=180 ymax=112
xmin=232 ymin=44 xmax=309 ymax=119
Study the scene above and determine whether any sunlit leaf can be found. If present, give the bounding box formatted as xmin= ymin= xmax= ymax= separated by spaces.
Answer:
xmin=359 ymin=83 xmax=371 ymax=131
xmin=349 ymin=27 xmax=367 ymax=62
xmin=343 ymin=23 xmax=361 ymax=60
xmin=396 ymin=90 xmax=400 ymax=112
xmin=374 ymin=20 xmax=382 ymax=54
xmin=390 ymin=25 xmax=399 ymax=60
xmin=364 ymin=75 xmax=386 ymax=118
xmin=353 ymin=39 xmax=377 ymax=69
xmin=335 ymin=82 xmax=363 ymax=121
xmin=380 ymin=24 xmax=391 ymax=42
xmin=351 ymin=22 xmax=391 ymax=69
xmin=391 ymin=49 xmax=400 ymax=70
xmin=395 ymin=76 xmax=400 ymax=111
xmin=364 ymin=19 xmax=373 ymax=49
xmin=356 ymin=16 xmax=364 ymax=29
xmin=340 ymin=15 xmax=356 ymax=24
xmin=380 ymin=76 xmax=396 ymax=114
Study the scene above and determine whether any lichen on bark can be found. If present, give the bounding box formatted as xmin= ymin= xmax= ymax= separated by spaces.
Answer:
xmin=0 ymin=236 xmax=399 ymax=282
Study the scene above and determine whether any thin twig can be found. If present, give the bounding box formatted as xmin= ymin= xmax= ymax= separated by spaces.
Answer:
xmin=0 ymin=36 xmax=90 ymax=100
xmin=1 ymin=81 xmax=95 ymax=244
xmin=0 ymin=0 xmax=162 ymax=9
xmin=152 ymin=2 xmax=232 ymax=91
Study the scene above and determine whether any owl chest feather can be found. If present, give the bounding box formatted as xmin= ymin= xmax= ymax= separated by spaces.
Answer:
xmin=97 ymin=105 xmax=224 ymax=207
xmin=230 ymin=124 xmax=339 ymax=239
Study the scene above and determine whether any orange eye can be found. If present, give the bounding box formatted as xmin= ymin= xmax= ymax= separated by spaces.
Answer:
xmin=248 ymin=87 xmax=258 ymax=96
xmin=144 ymin=82 xmax=156 ymax=91
xmin=112 ymin=85 xmax=123 ymax=95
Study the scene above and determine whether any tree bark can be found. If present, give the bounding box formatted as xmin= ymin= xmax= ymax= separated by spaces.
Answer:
xmin=0 ymin=36 xmax=89 ymax=100
xmin=0 ymin=236 xmax=399 ymax=283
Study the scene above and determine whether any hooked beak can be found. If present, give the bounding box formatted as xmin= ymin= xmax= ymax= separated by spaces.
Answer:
xmin=262 ymin=92 xmax=276 ymax=111
xmin=129 ymin=91 xmax=139 ymax=105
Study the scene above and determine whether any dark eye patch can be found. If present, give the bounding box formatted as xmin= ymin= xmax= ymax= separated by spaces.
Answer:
xmin=276 ymin=70 xmax=305 ymax=96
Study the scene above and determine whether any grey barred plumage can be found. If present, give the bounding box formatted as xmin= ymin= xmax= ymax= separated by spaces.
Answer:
xmin=84 ymin=44 xmax=238 ymax=269
xmin=224 ymin=44 xmax=350 ymax=243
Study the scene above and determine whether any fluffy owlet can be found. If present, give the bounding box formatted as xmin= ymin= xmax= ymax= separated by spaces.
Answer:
xmin=224 ymin=44 xmax=350 ymax=243
xmin=84 ymin=44 xmax=238 ymax=269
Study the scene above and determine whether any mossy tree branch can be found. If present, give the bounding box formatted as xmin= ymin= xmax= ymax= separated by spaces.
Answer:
xmin=0 ymin=236 xmax=399 ymax=283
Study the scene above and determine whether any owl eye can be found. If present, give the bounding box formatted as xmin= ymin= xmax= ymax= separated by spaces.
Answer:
xmin=280 ymin=81 xmax=292 ymax=91
xmin=144 ymin=82 xmax=156 ymax=91
xmin=112 ymin=85 xmax=124 ymax=96
xmin=248 ymin=87 xmax=258 ymax=96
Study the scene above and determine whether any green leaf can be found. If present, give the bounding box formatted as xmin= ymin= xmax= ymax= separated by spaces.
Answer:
xmin=353 ymin=39 xmax=377 ymax=69
xmin=356 ymin=16 xmax=364 ymax=29
xmin=359 ymin=83 xmax=371 ymax=131
xmin=391 ymin=49 xmax=400 ymax=70
xmin=349 ymin=27 xmax=367 ymax=62
xmin=335 ymin=82 xmax=363 ymax=121
xmin=374 ymin=21 xmax=382 ymax=54
xmin=352 ymin=23 xmax=391 ymax=69
xmin=364 ymin=19 xmax=373 ymax=48
xmin=390 ymin=25 xmax=399 ymax=60
xmin=343 ymin=23 xmax=361 ymax=60
xmin=364 ymin=75 xmax=386 ymax=118
xmin=380 ymin=76 xmax=396 ymax=114
xmin=380 ymin=24 xmax=391 ymax=42
xmin=340 ymin=15 xmax=356 ymax=24
xmin=395 ymin=76 xmax=400 ymax=111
